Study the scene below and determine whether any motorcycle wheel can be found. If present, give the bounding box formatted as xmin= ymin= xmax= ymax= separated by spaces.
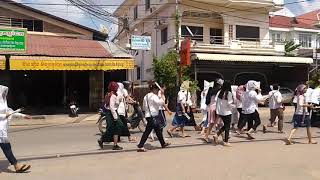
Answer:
xmin=138 ymin=119 xmax=147 ymax=133
xmin=98 ymin=119 xmax=107 ymax=134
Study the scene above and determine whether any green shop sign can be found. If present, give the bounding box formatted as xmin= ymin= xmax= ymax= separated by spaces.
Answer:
xmin=0 ymin=28 xmax=27 ymax=53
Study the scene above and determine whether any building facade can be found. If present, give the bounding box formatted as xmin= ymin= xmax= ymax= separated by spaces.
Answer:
xmin=0 ymin=0 xmax=133 ymax=113
xmin=115 ymin=0 xmax=312 ymax=92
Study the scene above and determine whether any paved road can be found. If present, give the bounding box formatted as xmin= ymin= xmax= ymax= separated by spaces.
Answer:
xmin=1 ymin=107 xmax=320 ymax=180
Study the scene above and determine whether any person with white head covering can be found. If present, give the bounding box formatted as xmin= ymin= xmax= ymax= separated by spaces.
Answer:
xmin=0 ymin=85 xmax=32 ymax=173
xmin=238 ymin=80 xmax=263 ymax=140
xmin=116 ymin=82 xmax=137 ymax=142
xmin=199 ymin=80 xmax=214 ymax=135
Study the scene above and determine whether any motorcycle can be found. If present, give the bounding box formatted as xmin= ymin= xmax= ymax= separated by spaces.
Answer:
xmin=97 ymin=102 xmax=146 ymax=134
xmin=69 ymin=102 xmax=79 ymax=117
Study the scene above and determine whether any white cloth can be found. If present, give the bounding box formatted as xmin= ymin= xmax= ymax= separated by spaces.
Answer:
xmin=305 ymin=88 xmax=314 ymax=103
xmin=107 ymin=94 xmax=119 ymax=119
xmin=117 ymin=83 xmax=129 ymax=116
xmin=242 ymin=90 xmax=263 ymax=114
xmin=200 ymin=80 xmax=213 ymax=110
xmin=268 ymin=90 xmax=283 ymax=109
xmin=0 ymin=85 xmax=26 ymax=143
xmin=310 ymin=88 xmax=320 ymax=105
xmin=177 ymin=90 xmax=192 ymax=106
xmin=295 ymin=94 xmax=308 ymax=115
xmin=158 ymin=90 xmax=166 ymax=110
xmin=216 ymin=91 xmax=235 ymax=116
xmin=143 ymin=92 xmax=164 ymax=118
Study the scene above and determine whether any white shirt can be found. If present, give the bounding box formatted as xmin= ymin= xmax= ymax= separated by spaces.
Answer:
xmin=310 ymin=88 xmax=320 ymax=105
xmin=216 ymin=91 xmax=235 ymax=116
xmin=177 ymin=90 xmax=192 ymax=106
xmin=242 ymin=90 xmax=263 ymax=114
xmin=200 ymin=90 xmax=208 ymax=110
xmin=107 ymin=94 xmax=119 ymax=119
xmin=295 ymin=94 xmax=308 ymax=115
xmin=158 ymin=90 xmax=166 ymax=110
xmin=305 ymin=88 xmax=314 ymax=103
xmin=268 ymin=90 xmax=283 ymax=109
xmin=143 ymin=93 xmax=164 ymax=118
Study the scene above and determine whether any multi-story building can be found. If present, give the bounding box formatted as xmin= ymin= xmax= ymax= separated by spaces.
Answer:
xmin=0 ymin=0 xmax=133 ymax=112
xmin=115 ymin=0 xmax=313 ymax=91
xmin=269 ymin=9 xmax=320 ymax=64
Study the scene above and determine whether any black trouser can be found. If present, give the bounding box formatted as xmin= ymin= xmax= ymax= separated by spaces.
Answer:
xmin=0 ymin=143 xmax=18 ymax=165
xmin=217 ymin=115 xmax=232 ymax=143
xmin=240 ymin=110 xmax=261 ymax=131
xmin=137 ymin=117 xmax=166 ymax=148
xmin=237 ymin=108 xmax=244 ymax=129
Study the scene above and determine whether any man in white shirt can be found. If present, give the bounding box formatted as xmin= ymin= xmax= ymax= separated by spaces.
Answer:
xmin=263 ymin=84 xmax=284 ymax=133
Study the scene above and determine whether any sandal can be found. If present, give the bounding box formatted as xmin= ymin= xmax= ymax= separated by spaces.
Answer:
xmin=16 ymin=164 xmax=31 ymax=173
xmin=137 ymin=148 xmax=147 ymax=152
xmin=246 ymin=133 xmax=255 ymax=140
xmin=309 ymin=141 xmax=318 ymax=144
xmin=167 ymin=130 xmax=173 ymax=138
xmin=285 ymin=139 xmax=294 ymax=145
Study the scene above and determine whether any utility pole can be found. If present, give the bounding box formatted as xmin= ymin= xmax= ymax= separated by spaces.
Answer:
xmin=175 ymin=0 xmax=181 ymax=87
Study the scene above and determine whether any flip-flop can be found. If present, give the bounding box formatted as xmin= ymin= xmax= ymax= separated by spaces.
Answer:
xmin=202 ymin=138 xmax=210 ymax=143
xmin=309 ymin=141 xmax=318 ymax=144
xmin=285 ymin=139 xmax=294 ymax=145
xmin=167 ymin=130 xmax=173 ymax=138
xmin=137 ymin=148 xmax=147 ymax=152
xmin=16 ymin=164 xmax=31 ymax=173
xmin=246 ymin=133 xmax=255 ymax=140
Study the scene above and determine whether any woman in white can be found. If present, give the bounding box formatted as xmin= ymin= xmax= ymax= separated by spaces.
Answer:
xmin=214 ymin=81 xmax=235 ymax=147
xmin=0 ymin=85 xmax=32 ymax=173
xmin=199 ymin=81 xmax=214 ymax=135
xmin=137 ymin=82 xmax=170 ymax=152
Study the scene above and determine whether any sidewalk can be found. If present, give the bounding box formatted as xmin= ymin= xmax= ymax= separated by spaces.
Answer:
xmin=9 ymin=113 xmax=99 ymax=127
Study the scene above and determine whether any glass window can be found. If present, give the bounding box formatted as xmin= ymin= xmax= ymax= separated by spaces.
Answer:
xmin=299 ymin=33 xmax=312 ymax=48
xmin=181 ymin=25 xmax=203 ymax=42
xmin=23 ymin=19 xmax=33 ymax=31
xmin=271 ymin=32 xmax=282 ymax=43
xmin=236 ymin=25 xmax=260 ymax=41
xmin=134 ymin=6 xmax=138 ymax=20
xmin=161 ymin=27 xmax=168 ymax=45
xmin=33 ymin=20 xmax=43 ymax=32
xmin=145 ymin=0 xmax=150 ymax=10
xmin=210 ymin=28 xmax=223 ymax=44
xmin=11 ymin=18 xmax=22 ymax=27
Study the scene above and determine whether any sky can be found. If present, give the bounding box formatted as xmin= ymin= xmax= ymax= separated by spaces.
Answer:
xmin=12 ymin=0 xmax=320 ymax=38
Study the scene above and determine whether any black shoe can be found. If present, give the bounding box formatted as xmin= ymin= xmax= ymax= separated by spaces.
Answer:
xmin=112 ymin=145 xmax=123 ymax=150
xmin=98 ymin=140 xmax=103 ymax=149
xmin=162 ymin=142 xmax=171 ymax=148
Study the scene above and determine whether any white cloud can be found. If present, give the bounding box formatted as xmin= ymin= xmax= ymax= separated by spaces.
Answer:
xmin=285 ymin=0 xmax=320 ymax=15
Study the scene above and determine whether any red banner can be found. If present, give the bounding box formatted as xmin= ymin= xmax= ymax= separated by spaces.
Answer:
xmin=180 ymin=38 xmax=191 ymax=66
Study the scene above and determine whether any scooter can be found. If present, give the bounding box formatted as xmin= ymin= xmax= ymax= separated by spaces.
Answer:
xmin=97 ymin=102 xmax=146 ymax=134
xmin=69 ymin=102 xmax=79 ymax=117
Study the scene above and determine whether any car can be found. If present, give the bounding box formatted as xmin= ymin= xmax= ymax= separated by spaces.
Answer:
xmin=260 ymin=87 xmax=294 ymax=107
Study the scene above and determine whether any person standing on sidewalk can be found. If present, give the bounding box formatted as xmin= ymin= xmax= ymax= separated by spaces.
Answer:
xmin=98 ymin=82 xmax=124 ymax=150
xmin=286 ymin=84 xmax=317 ymax=145
xmin=239 ymin=80 xmax=263 ymax=140
xmin=0 ymin=85 xmax=32 ymax=173
xmin=263 ymin=84 xmax=284 ymax=133
xmin=137 ymin=82 xmax=170 ymax=152
xmin=214 ymin=81 xmax=235 ymax=147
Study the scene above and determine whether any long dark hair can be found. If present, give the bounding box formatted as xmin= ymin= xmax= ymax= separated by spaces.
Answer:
xmin=218 ymin=81 xmax=231 ymax=100
xmin=205 ymin=83 xmax=221 ymax=105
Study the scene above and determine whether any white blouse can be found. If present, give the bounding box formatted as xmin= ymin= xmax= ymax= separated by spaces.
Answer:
xmin=0 ymin=109 xmax=26 ymax=143
xmin=106 ymin=94 xmax=119 ymax=119
xmin=143 ymin=93 xmax=164 ymax=118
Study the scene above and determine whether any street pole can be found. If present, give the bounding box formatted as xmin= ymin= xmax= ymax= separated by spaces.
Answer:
xmin=175 ymin=0 xmax=181 ymax=87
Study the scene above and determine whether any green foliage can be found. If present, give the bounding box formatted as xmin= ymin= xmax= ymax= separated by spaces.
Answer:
xmin=308 ymin=72 xmax=320 ymax=88
xmin=284 ymin=40 xmax=301 ymax=57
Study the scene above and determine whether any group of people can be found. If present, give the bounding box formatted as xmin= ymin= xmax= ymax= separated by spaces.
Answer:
xmin=1 ymin=78 xmax=319 ymax=172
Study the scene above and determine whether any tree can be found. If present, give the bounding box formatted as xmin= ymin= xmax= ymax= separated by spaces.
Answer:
xmin=284 ymin=40 xmax=301 ymax=57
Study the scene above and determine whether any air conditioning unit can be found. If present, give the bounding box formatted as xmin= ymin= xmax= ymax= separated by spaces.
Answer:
xmin=150 ymin=7 xmax=156 ymax=13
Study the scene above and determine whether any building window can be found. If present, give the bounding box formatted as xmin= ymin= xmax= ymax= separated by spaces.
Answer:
xmin=145 ymin=0 xmax=151 ymax=10
xmin=134 ymin=6 xmax=138 ymax=20
xmin=271 ymin=32 xmax=282 ymax=43
xmin=236 ymin=25 xmax=260 ymax=41
xmin=181 ymin=25 xmax=203 ymax=42
xmin=136 ymin=67 xmax=141 ymax=80
xmin=299 ymin=33 xmax=312 ymax=48
xmin=210 ymin=28 xmax=223 ymax=44
xmin=10 ymin=18 xmax=43 ymax=32
xmin=161 ymin=27 xmax=168 ymax=45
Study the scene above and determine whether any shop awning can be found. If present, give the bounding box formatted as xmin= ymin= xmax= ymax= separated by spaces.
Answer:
xmin=9 ymin=56 xmax=134 ymax=71
xmin=0 ymin=56 xmax=5 ymax=70
xmin=191 ymin=53 xmax=313 ymax=64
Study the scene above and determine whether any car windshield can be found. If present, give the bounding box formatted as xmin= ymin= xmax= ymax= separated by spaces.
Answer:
xmin=280 ymin=88 xmax=292 ymax=94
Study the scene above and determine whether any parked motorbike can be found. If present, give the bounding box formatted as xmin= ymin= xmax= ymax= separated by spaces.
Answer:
xmin=97 ymin=102 xmax=146 ymax=134
xmin=69 ymin=101 xmax=79 ymax=117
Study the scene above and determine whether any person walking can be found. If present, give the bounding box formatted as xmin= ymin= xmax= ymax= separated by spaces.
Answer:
xmin=0 ymin=85 xmax=32 ymax=173
xmin=98 ymin=82 xmax=124 ymax=150
xmin=213 ymin=81 xmax=235 ymax=147
xmin=117 ymin=82 xmax=137 ymax=143
xmin=235 ymin=85 xmax=246 ymax=133
xmin=263 ymin=84 xmax=284 ymax=133
xmin=137 ymin=82 xmax=170 ymax=152
xmin=199 ymin=81 xmax=214 ymax=135
xmin=202 ymin=79 xmax=223 ymax=143
xmin=239 ymin=80 xmax=263 ymax=140
xmin=286 ymin=84 xmax=317 ymax=145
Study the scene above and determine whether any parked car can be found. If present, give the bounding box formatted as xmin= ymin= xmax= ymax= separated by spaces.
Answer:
xmin=260 ymin=87 xmax=294 ymax=107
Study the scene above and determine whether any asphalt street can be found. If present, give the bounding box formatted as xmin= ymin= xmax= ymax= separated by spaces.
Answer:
xmin=1 ymin=107 xmax=320 ymax=180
